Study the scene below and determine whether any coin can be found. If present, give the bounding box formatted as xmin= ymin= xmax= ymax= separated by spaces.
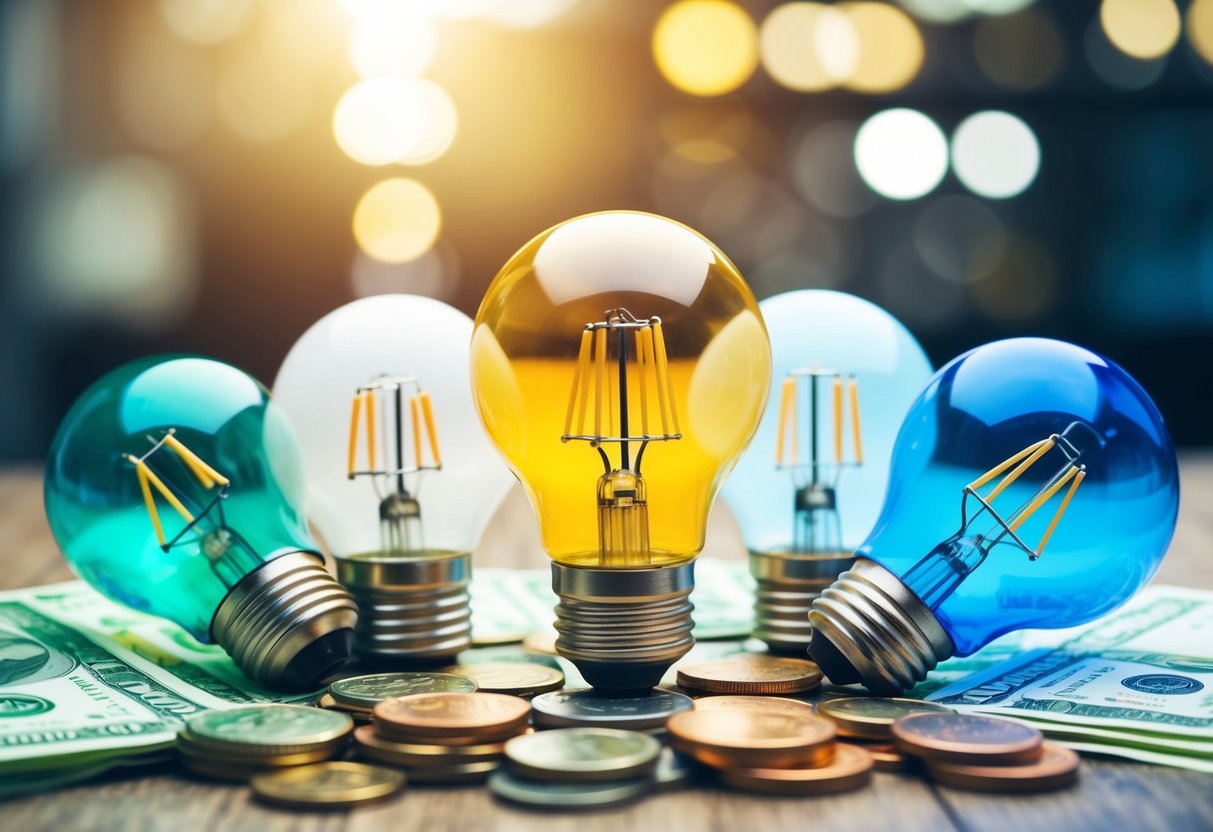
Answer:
xmin=846 ymin=742 xmax=912 ymax=773
xmin=667 ymin=709 xmax=836 ymax=769
xmin=926 ymin=742 xmax=1080 ymax=792
xmin=488 ymin=769 xmax=652 ymax=810
xmin=522 ymin=630 xmax=559 ymax=657
xmin=182 ymin=705 xmax=353 ymax=756
xmin=251 ymin=761 xmax=405 ymax=809
xmin=375 ymin=692 xmax=531 ymax=742
xmin=330 ymin=672 xmax=477 ymax=709
xmin=505 ymin=727 xmax=661 ymax=783
xmin=693 ymin=695 xmax=815 ymax=715
xmin=676 ymin=656 xmax=823 ymax=695
xmin=653 ymin=747 xmax=700 ymax=791
xmin=316 ymin=692 xmax=373 ymax=721
xmin=177 ymin=731 xmax=342 ymax=767
xmin=720 ymin=743 xmax=874 ymax=796
xmin=407 ymin=760 xmax=501 ymax=784
xmin=353 ymin=725 xmax=506 ymax=766
xmin=892 ymin=712 xmax=1044 ymax=766
xmin=820 ymin=697 xmax=952 ymax=740
xmin=531 ymin=689 xmax=693 ymax=731
xmin=441 ymin=663 xmax=565 ymax=697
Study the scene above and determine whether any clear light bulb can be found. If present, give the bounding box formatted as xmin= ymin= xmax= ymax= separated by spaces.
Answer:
xmin=808 ymin=338 xmax=1180 ymax=695
xmin=723 ymin=291 xmax=933 ymax=653
xmin=471 ymin=210 xmax=772 ymax=690
xmin=273 ymin=295 xmax=514 ymax=661
xmin=44 ymin=355 xmax=358 ymax=689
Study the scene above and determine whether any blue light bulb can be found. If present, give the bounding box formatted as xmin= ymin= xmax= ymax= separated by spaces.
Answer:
xmin=809 ymin=338 xmax=1180 ymax=695
xmin=722 ymin=290 xmax=933 ymax=652
xmin=44 ymin=355 xmax=358 ymax=689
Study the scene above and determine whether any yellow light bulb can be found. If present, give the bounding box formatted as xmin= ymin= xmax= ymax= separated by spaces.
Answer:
xmin=471 ymin=211 xmax=772 ymax=689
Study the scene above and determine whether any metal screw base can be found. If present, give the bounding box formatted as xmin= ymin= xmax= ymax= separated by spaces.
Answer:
xmin=750 ymin=550 xmax=855 ymax=654
xmin=336 ymin=550 xmax=471 ymax=662
xmin=808 ymin=557 xmax=954 ymax=695
xmin=552 ymin=561 xmax=695 ymax=691
xmin=212 ymin=551 xmax=358 ymax=690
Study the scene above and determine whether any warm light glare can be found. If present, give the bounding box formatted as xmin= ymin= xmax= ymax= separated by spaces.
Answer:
xmin=333 ymin=77 xmax=458 ymax=166
xmin=854 ymin=109 xmax=948 ymax=200
xmin=158 ymin=0 xmax=253 ymax=45
xmin=653 ymin=0 xmax=759 ymax=96
xmin=348 ymin=13 xmax=436 ymax=77
xmin=217 ymin=45 xmax=313 ymax=143
xmin=1100 ymin=0 xmax=1181 ymax=60
xmin=353 ymin=178 xmax=442 ymax=263
xmin=897 ymin=0 xmax=971 ymax=24
xmin=1188 ymin=0 xmax=1213 ymax=67
xmin=760 ymin=3 xmax=857 ymax=92
xmin=951 ymin=111 xmax=1040 ymax=199
xmin=842 ymin=2 xmax=924 ymax=93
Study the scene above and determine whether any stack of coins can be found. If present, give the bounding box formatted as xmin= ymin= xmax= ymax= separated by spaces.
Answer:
xmin=892 ymin=712 xmax=1080 ymax=792
xmin=819 ymin=697 xmax=953 ymax=772
xmin=668 ymin=705 xmax=874 ymax=795
xmin=490 ymin=727 xmax=662 ymax=810
xmin=440 ymin=663 xmax=565 ymax=699
xmin=251 ymin=762 xmax=406 ymax=809
xmin=177 ymin=705 xmax=353 ymax=781
xmin=675 ymin=656 xmax=823 ymax=697
xmin=319 ymin=671 xmax=478 ymax=722
xmin=530 ymin=688 xmax=694 ymax=733
xmin=352 ymin=692 xmax=530 ymax=784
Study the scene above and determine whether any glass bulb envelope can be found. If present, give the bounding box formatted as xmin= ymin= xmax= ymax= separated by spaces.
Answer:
xmin=809 ymin=338 xmax=1180 ymax=694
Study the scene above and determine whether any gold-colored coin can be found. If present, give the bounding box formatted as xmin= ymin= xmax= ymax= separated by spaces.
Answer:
xmin=926 ymin=742 xmax=1079 ymax=792
xmin=352 ymin=725 xmax=506 ymax=766
xmin=692 ymin=695 xmax=815 ymax=715
xmin=315 ymin=692 xmax=373 ymax=721
xmin=720 ymin=744 xmax=874 ymax=796
xmin=251 ymin=761 xmax=405 ymax=809
xmin=844 ymin=741 xmax=911 ymax=773
xmin=892 ymin=712 xmax=1043 ymax=766
xmin=330 ymin=672 xmax=477 ymax=709
xmin=440 ymin=663 xmax=565 ymax=697
xmin=819 ymin=697 xmax=952 ymax=740
xmin=374 ymin=692 xmax=531 ymax=742
xmin=523 ymin=630 xmax=559 ymax=657
xmin=676 ymin=656 xmax=823 ymax=695
xmin=667 ymin=709 xmax=836 ymax=769
xmin=181 ymin=704 xmax=353 ymax=757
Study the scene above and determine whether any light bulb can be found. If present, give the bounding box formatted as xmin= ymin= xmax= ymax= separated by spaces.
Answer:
xmin=44 ymin=355 xmax=357 ymax=689
xmin=723 ymin=291 xmax=933 ymax=653
xmin=273 ymin=295 xmax=514 ymax=661
xmin=808 ymin=337 xmax=1180 ymax=695
xmin=471 ymin=210 xmax=772 ymax=689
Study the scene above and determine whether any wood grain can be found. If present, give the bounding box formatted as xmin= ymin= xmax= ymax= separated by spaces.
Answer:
xmin=2 ymin=458 xmax=1211 ymax=829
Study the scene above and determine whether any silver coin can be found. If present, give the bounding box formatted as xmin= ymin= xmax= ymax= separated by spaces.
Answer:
xmin=505 ymin=728 xmax=660 ymax=782
xmin=530 ymin=689 xmax=693 ymax=731
xmin=488 ymin=769 xmax=652 ymax=810
xmin=329 ymin=672 xmax=477 ymax=709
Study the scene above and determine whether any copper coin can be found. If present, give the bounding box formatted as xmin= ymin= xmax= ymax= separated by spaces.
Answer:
xmin=842 ymin=741 xmax=911 ymax=773
xmin=676 ymin=656 xmax=823 ymax=695
xmin=374 ymin=692 xmax=531 ymax=741
xmin=927 ymin=742 xmax=1080 ymax=792
xmin=819 ymin=697 xmax=952 ymax=740
xmin=720 ymin=744 xmax=874 ymax=796
xmin=692 ymin=695 xmax=815 ymax=715
xmin=667 ymin=709 xmax=836 ymax=769
xmin=352 ymin=725 xmax=506 ymax=766
xmin=893 ymin=712 xmax=1043 ymax=766
xmin=440 ymin=663 xmax=565 ymax=697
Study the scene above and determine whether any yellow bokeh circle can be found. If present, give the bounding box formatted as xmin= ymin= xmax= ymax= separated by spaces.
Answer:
xmin=760 ymin=3 xmax=857 ymax=92
xmin=352 ymin=178 xmax=441 ymax=263
xmin=1188 ymin=0 xmax=1213 ymax=67
xmin=841 ymin=2 xmax=924 ymax=94
xmin=1100 ymin=0 xmax=1181 ymax=60
xmin=653 ymin=0 xmax=759 ymax=96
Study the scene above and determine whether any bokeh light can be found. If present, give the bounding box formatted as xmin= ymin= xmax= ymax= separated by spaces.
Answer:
xmin=896 ymin=0 xmax=971 ymax=24
xmin=653 ymin=1 xmax=758 ymax=96
xmin=1085 ymin=18 xmax=1167 ymax=88
xmin=348 ymin=11 xmax=436 ymax=78
xmin=333 ymin=78 xmax=458 ymax=166
xmin=951 ymin=111 xmax=1040 ymax=199
xmin=973 ymin=9 xmax=1064 ymax=90
xmin=487 ymin=0 xmax=581 ymax=29
xmin=854 ymin=109 xmax=948 ymax=200
xmin=760 ymin=3 xmax=857 ymax=92
xmin=115 ymin=16 xmax=210 ymax=151
xmin=914 ymin=195 xmax=1007 ymax=283
xmin=1189 ymin=0 xmax=1213 ymax=67
xmin=158 ymin=0 xmax=253 ymax=45
xmin=1100 ymin=0 xmax=1181 ymax=61
xmin=790 ymin=120 xmax=877 ymax=218
xmin=842 ymin=2 xmax=924 ymax=93
xmin=965 ymin=0 xmax=1036 ymax=13
xmin=352 ymin=178 xmax=442 ymax=263
xmin=217 ymin=39 xmax=313 ymax=143
xmin=351 ymin=241 xmax=460 ymax=300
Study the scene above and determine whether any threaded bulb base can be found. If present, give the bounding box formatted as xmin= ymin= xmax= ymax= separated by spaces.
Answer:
xmin=750 ymin=551 xmax=855 ymax=654
xmin=808 ymin=557 xmax=954 ymax=695
xmin=552 ymin=561 xmax=694 ymax=691
xmin=213 ymin=551 xmax=357 ymax=690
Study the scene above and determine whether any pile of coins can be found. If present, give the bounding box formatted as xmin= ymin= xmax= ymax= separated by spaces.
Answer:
xmin=819 ymin=696 xmax=953 ymax=772
xmin=319 ymin=670 xmax=478 ymax=722
xmin=353 ymin=691 xmax=532 ymax=784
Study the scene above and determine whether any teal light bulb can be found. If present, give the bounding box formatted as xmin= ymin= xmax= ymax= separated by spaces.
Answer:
xmin=808 ymin=338 xmax=1180 ymax=695
xmin=723 ymin=290 xmax=933 ymax=653
xmin=44 ymin=355 xmax=357 ymax=689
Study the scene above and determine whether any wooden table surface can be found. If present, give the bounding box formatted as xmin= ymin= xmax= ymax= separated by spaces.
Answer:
xmin=3 ymin=456 xmax=1212 ymax=831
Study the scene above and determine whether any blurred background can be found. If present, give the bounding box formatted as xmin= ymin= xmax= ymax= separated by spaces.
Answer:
xmin=1 ymin=0 xmax=1211 ymax=461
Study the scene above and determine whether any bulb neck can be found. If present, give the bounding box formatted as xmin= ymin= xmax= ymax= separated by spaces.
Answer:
xmin=808 ymin=557 xmax=954 ymax=695
xmin=749 ymin=550 xmax=855 ymax=654
xmin=335 ymin=550 xmax=472 ymax=662
xmin=552 ymin=561 xmax=694 ymax=691
xmin=211 ymin=550 xmax=357 ymax=690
